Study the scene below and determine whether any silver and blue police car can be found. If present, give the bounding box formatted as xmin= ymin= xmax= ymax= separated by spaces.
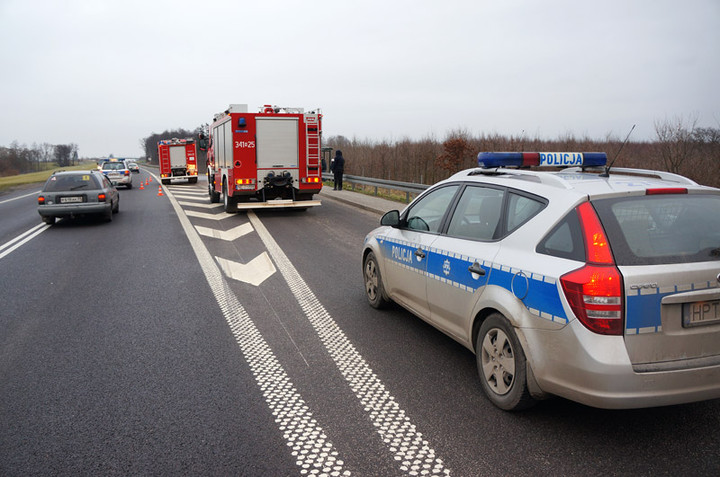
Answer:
xmin=362 ymin=152 xmax=720 ymax=411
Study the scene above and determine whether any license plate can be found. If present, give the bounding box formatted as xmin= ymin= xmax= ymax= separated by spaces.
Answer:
xmin=60 ymin=196 xmax=83 ymax=203
xmin=683 ymin=300 xmax=720 ymax=327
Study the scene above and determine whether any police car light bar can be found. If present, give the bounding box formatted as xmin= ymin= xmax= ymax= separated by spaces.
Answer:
xmin=477 ymin=152 xmax=607 ymax=169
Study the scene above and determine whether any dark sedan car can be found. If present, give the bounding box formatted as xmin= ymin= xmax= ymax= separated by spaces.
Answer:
xmin=38 ymin=170 xmax=119 ymax=224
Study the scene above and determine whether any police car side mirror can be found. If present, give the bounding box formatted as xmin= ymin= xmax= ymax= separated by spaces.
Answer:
xmin=381 ymin=210 xmax=400 ymax=227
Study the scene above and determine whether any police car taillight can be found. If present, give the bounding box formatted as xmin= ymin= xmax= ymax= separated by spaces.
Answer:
xmin=38 ymin=196 xmax=45 ymax=205
xmin=560 ymin=202 xmax=624 ymax=336
xmin=477 ymin=152 xmax=607 ymax=168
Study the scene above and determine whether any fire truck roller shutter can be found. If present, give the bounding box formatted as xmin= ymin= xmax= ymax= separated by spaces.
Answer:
xmin=256 ymin=118 xmax=299 ymax=170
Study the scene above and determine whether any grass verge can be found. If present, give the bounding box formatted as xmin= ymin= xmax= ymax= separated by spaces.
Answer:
xmin=0 ymin=164 xmax=94 ymax=193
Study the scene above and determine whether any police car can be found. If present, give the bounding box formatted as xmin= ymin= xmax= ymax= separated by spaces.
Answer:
xmin=362 ymin=152 xmax=720 ymax=411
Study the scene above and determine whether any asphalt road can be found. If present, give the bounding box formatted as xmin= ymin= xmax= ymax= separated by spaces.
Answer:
xmin=1 ymin=171 xmax=719 ymax=476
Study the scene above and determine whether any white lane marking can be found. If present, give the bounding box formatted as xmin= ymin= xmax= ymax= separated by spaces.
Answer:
xmin=248 ymin=211 xmax=451 ymax=476
xmin=195 ymin=223 xmax=253 ymax=241
xmin=178 ymin=201 xmax=224 ymax=209
xmin=216 ymin=253 xmax=276 ymax=286
xmin=170 ymin=192 xmax=207 ymax=200
xmin=185 ymin=210 xmax=234 ymax=221
xmin=166 ymin=184 xmax=351 ymax=477
xmin=0 ymin=190 xmax=41 ymax=205
xmin=0 ymin=223 xmax=51 ymax=260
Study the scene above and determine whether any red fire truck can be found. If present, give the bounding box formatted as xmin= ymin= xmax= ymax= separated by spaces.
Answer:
xmin=157 ymin=138 xmax=198 ymax=185
xmin=206 ymin=104 xmax=322 ymax=211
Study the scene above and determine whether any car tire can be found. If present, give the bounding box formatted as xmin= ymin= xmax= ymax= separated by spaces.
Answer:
xmin=104 ymin=208 xmax=113 ymax=222
xmin=42 ymin=216 xmax=55 ymax=225
xmin=126 ymin=183 xmax=133 ymax=189
xmin=476 ymin=313 xmax=535 ymax=411
xmin=112 ymin=197 xmax=119 ymax=213
xmin=364 ymin=251 xmax=391 ymax=309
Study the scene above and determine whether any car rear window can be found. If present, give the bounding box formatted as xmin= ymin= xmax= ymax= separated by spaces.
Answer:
xmin=102 ymin=163 xmax=125 ymax=170
xmin=593 ymin=193 xmax=720 ymax=265
xmin=43 ymin=174 xmax=101 ymax=192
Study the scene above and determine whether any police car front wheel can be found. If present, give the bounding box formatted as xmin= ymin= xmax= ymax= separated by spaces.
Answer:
xmin=477 ymin=313 xmax=535 ymax=411
xmin=364 ymin=251 xmax=391 ymax=309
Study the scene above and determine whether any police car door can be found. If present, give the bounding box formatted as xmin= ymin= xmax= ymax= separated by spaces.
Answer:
xmin=426 ymin=185 xmax=505 ymax=341
xmin=382 ymin=184 xmax=460 ymax=320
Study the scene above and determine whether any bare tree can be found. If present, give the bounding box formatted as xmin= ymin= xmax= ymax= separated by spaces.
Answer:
xmin=654 ymin=114 xmax=699 ymax=174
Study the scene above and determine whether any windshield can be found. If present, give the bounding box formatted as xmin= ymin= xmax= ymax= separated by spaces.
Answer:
xmin=593 ymin=193 xmax=720 ymax=265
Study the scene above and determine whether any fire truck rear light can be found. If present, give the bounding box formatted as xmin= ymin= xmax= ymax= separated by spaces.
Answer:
xmin=235 ymin=178 xmax=255 ymax=185
xmin=303 ymin=177 xmax=320 ymax=183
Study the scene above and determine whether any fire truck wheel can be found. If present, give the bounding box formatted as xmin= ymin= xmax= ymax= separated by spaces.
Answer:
xmin=209 ymin=185 xmax=220 ymax=203
xmin=223 ymin=181 xmax=238 ymax=213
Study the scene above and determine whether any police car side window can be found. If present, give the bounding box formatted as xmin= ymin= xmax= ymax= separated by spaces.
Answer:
xmin=447 ymin=186 xmax=504 ymax=241
xmin=507 ymin=192 xmax=546 ymax=233
xmin=405 ymin=185 xmax=459 ymax=233
xmin=536 ymin=209 xmax=585 ymax=261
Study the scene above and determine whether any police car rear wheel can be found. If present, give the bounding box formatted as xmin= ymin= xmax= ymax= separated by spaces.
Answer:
xmin=364 ymin=252 xmax=390 ymax=309
xmin=477 ymin=314 xmax=535 ymax=411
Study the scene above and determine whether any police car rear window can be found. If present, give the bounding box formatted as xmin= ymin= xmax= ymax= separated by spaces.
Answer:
xmin=593 ymin=194 xmax=720 ymax=265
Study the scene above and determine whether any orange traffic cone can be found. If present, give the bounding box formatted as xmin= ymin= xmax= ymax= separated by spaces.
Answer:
xmin=157 ymin=186 xmax=163 ymax=197
xmin=139 ymin=181 xmax=144 ymax=190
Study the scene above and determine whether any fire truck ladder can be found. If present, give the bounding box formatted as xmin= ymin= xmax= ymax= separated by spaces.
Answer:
xmin=159 ymin=145 xmax=171 ymax=174
xmin=305 ymin=114 xmax=321 ymax=176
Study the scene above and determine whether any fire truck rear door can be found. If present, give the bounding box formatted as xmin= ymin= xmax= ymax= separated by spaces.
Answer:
xmin=256 ymin=118 xmax=299 ymax=170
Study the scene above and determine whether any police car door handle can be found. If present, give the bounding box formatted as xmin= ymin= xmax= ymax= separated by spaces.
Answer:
xmin=414 ymin=248 xmax=426 ymax=259
xmin=468 ymin=262 xmax=486 ymax=276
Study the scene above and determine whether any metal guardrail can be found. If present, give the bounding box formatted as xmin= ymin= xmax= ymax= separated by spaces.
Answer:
xmin=322 ymin=173 xmax=428 ymax=203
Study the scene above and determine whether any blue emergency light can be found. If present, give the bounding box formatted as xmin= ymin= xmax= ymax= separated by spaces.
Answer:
xmin=477 ymin=152 xmax=607 ymax=168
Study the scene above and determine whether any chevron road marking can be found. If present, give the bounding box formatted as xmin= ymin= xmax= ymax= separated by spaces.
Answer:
xmin=178 ymin=201 xmax=224 ymax=209
xmin=195 ymin=223 xmax=253 ymax=241
xmin=215 ymin=253 xmax=276 ymax=286
xmin=185 ymin=210 xmax=234 ymax=220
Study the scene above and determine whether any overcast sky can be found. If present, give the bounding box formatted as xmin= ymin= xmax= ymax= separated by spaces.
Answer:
xmin=1 ymin=0 xmax=718 ymax=158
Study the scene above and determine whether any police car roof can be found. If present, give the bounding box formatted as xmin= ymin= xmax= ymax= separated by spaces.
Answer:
xmin=446 ymin=164 xmax=711 ymax=200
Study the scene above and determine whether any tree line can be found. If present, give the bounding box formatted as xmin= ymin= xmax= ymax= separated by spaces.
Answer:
xmin=324 ymin=116 xmax=720 ymax=189
xmin=0 ymin=142 xmax=79 ymax=177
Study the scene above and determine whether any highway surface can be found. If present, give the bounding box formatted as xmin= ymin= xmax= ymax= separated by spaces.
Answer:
xmin=1 ymin=169 xmax=719 ymax=476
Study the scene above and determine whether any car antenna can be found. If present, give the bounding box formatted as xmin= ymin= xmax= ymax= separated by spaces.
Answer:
xmin=601 ymin=124 xmax=635 ymax=177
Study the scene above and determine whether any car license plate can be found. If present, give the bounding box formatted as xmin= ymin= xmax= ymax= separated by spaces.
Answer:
xmin=683 ymin=300 xmax=720 ymax=327
xmin=60 ymin=196 xmax=83 ymax=204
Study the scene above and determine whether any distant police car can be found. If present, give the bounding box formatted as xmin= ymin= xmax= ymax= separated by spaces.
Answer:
xmin=362 ymin=152 xmax=720 ymax=411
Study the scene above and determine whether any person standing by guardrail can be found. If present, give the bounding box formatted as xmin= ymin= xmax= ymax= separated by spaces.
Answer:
xmin=331 ymin=150 xmax=345 ymax=190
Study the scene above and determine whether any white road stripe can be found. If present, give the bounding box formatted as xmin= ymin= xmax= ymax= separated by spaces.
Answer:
xmin=248 ymin=211 xmax=451 ymax=477
xmin=185 ymin=210 xmax=234 ymax=221
xmin=195 ymin=223 xmax=253 ymax=241
xmin=216 ymin=253 xmax=276 ymax=286
xmin=166 ymin=183 xmax=351 ymax=477
xmin=178 ymin=201 xmax=223 ymax=209
xmin=0 ymin=190 xmax=41 ymax=205
xmin=0 ymin=223 xmax=51 ymax=260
